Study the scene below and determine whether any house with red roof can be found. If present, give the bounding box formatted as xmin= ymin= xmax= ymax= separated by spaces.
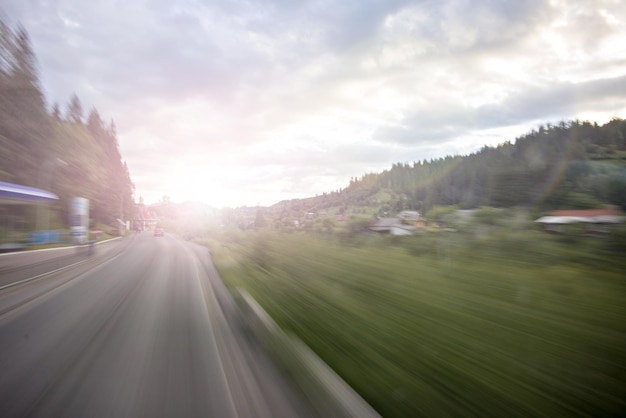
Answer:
xmin=535 ymin=206 xmax=624 ymax=234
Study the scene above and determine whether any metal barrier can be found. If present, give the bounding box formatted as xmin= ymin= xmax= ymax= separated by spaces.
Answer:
xmin=237 ymin=289 xmax=381 ymax=418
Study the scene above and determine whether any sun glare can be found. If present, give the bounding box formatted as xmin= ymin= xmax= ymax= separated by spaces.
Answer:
xmin=161 ymin=163 xmax=287 ymax=208
xmin=163 ymin=165 xmax=232 ymax=207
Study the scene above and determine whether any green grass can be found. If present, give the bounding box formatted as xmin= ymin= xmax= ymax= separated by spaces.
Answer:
xmin=210 ymin=229 xmax=626 ymax=417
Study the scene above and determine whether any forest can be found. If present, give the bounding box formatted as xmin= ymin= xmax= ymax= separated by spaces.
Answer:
xmin=0 ymin=20 xmax=134 ymax=233
xmin=271 ymin=119 xmax=626 ymax=219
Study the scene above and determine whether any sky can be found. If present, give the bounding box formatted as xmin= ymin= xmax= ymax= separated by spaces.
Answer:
xmin=2 ymin=0 xmax=626 ymax=208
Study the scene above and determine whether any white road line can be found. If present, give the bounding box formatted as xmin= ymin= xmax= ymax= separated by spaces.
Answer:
xmin=0 ymin=250 xmax=126 ymax=322
xmin=0 ymin=237 xmax=121 ymax=257
xmin=0 ymin=259 xmax=89 ymax=291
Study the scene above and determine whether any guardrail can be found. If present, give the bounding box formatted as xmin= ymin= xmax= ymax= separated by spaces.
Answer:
xmin=236 ymin=288 xmax=381 ymax=418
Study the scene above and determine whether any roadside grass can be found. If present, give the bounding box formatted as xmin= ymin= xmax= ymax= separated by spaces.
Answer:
xmin=209 ymin=229 xmax=626 ymax=417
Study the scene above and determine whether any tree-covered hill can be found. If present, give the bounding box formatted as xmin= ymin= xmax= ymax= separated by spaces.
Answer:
xmin=0 ymin=19 xmax=134 ymax=229
xmin=272 ymin=119 xmax=626 ymax=217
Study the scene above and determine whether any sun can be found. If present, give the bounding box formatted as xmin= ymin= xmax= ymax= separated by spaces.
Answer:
xmin=164 ymin=164 xmax=237 ymax=207
xmin=158 ymin=160 xmax=295 ymax=208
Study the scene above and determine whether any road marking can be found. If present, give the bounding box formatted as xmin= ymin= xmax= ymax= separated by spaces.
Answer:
xmin=0 ymin=237 xmax=121 ymax=257
xmin=0 ymin=250 xmax=126 ymax=322
xmin=0 ymin=259 xmax=90 ymax=291
xmin=0 ymin=239 xmax=130 ymax=291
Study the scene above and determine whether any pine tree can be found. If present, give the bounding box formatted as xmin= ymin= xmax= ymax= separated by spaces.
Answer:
xmin=66 ymin=93 xmax=83 ymax=124
xmin=0 ymin=19 xmax=52 ymax=185
xmin=51 ymin=102 xmax=61 ymax=120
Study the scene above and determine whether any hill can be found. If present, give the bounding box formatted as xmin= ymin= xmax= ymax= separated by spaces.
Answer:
xmin=271 ymin=119 xmax=626 ymax=218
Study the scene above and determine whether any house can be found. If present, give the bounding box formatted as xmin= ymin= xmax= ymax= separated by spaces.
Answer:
xmin=369 ymin=218 xmax=417 ymax=235
xmin=534 ymin=206 xmax=624 ymax=234
xmin=398 ymin=210 xmax=427 ymax=228
xmin=398 ymin=211 xmax=421 ymax=221
xmin=369 ymin=218 xmax=400 ymax=233
xmin=390 ymin=224 xmax=417 ymax=236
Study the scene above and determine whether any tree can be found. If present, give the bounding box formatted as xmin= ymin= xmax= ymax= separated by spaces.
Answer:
xmin=0 ymin=20 xmax=135 ymax=228
xmin=50 ymin=102 xmax=61 ymax=120
xmin=66 ymin=93 xmax=83 ymax=124
xmin=255 ymin=206 xmax=267 ymax=228
xmin=0 ymin=19 xmax=52 ymax=186
xmin=87 ymin=114 xmax=134 ymax=224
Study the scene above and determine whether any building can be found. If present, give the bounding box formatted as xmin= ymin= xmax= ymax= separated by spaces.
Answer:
xmin=534 ymin=206 xmax=624 ymax=234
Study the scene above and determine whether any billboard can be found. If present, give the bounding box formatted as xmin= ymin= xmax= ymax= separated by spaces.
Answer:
xmin=70 ymin=197 xmax=89 ymax=244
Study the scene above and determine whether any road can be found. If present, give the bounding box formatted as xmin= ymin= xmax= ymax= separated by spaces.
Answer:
xmin=0 ymin=232 xmax=316 ymax=417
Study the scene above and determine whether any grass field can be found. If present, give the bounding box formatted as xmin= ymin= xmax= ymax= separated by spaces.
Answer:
xmin=207 ymin=228 xmax=626 ymax=417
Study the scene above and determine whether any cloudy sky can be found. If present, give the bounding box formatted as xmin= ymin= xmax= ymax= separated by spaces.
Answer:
xmin=3 ymin=0 xmax=626 ymax=207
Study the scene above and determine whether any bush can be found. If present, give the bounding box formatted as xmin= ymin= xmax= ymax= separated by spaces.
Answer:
xmin=425 ymin=205 xmax=457 ymax=223
xmin=472 ymin=206 xmax=505 ymax=225
xmin=406 ymin=234 xmax=436 ymax=256
xmin=607 ymin=224 xmax=626 ymax=254
xmin=562 ymin=192 xmax=603 ymax=209
xmin=338 ymin=216 xmax=373 ymax=243
xmin=247 ymin=230 xmax=274 ymax=270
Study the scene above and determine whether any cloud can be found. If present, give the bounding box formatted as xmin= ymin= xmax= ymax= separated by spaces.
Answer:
xmin=503 ymin=74 xmax=626 ymax=120
xmin=373 ymin=74 xmax=626 ymax=147
xmin=2 ymin=0 xmax=626 ymax=206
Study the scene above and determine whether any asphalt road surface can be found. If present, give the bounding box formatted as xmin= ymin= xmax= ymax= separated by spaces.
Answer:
xmin=0 ymin=232 xmax=316 ymax=417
